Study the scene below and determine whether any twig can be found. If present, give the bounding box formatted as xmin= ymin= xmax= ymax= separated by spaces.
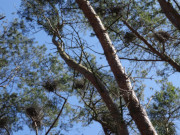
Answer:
xmin=0 ymin=16 xmax=5 ymax=20
xmin=4 ymin=126 xmax=10 ymax=135
xmin=118 ymin=57 xmax=163 ymax=62
xmin=45 ymin=98 xmax=67 ymax=135
xmin=146 ymin=96 xmax=154 ymax=109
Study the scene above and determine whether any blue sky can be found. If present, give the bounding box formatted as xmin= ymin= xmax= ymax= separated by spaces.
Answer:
xmin=1 ymin=0 xmax=104 ymax=135
xmin=1 ymin=0 xmax=180 ymax=135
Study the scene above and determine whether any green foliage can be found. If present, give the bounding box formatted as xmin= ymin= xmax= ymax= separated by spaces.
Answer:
xmin=1 ymin=0 xmax=179 ymax=134
xmin=0 ymin=18 xmax=73 ymax=134
xmin=0 ymin=92 xmax=22 ymax=133
xmin=148 ymin=82 xmax=180 ymax=135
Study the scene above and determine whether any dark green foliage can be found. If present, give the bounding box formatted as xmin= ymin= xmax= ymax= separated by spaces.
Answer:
xmin=148 ymin=82 xmax=180 ymax=135
xmin=0 ymin=18 xmax=72 ymax=134
xmin=0 ymin=92 xmax=22 ymax=134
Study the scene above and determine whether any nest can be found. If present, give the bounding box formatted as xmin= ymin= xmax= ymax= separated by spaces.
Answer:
xmin=0 ymin=117 xmax=8 ymax=128
xmin=26 ymin=107 xmax=38 ymax=117
xmin=109 ymin=6 xmax=122 ymax=16
xmin=95 ymin=5 xmax=123 ymax=17
xmin=153 ymin=31 xmax=170 ymax=43
xmin=74 ymin=79 xmax=85 ymax=89
xmin=42 ymin=79 xmax=57 ymax=92
xmin=26 ymin=106 xmax=44 ymax=129
xmin=124 ymin=32 xmax=136 ymax=43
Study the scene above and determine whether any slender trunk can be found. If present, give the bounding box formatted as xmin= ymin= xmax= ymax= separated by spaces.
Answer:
xmin=34 ymin=122 xmax=38 ymax=135
xmin=52 ymin=36 xmax=129 ymax=135
xmin=45 ymin=98 xmax=67 ymax=135
xmin=75 ymin=0 xmax=157 ymax=135
xmin=158 ymin=0 xmax=180 ymax=30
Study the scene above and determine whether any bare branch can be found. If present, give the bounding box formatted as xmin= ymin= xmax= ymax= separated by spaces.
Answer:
xmin=0 ymin=16 xmax=5 ymax=20
xmin=45 ymin=97 xmax=67 ymax=135
xmin=118 ymin=57 xmax=163 ymax=62
xmin=123 ymin=20 xmax=180 ymax=72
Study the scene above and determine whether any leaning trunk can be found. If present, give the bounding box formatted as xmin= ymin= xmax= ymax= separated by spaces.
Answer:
xmin=75 ymin=0 xmax=157 ymax=135
xmin=52 ymin=36 xmax=129 ymax=135
xmin=158 ymin=0 xmax=180 ymax=30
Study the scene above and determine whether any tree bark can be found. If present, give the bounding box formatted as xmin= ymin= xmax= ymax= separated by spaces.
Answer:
xmin=52 ymin=36 xmax=129 ymax=135
xmin=158 ymin=0 xmax=180 ymax=30
xmin=75 ymin=0 xmax=157 ymax=135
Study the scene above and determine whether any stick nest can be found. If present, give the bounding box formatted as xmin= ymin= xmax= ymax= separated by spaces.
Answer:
xmin=0 ymin=117 xmax=8 ymax=128
xmin=26 ymin=106 xmax=44 ymax=128
xmin=124 ymin=32 xmax=136 ymax=43
xmin=74 ymin=79 xmax=85 ymax=89
xmin=42 ymin=79 xmax=57 ymax=92
xmin=153 ymin=31 xmax=170 ymax=43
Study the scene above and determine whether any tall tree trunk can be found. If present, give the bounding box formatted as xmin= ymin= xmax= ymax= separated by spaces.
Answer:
xmin=75 ymin=0 xmax=157 ymax=135
xmin=158 ymin=0 xmax=180 ymax=30
xmin=52 ymin=36 xmax=129 ymax=135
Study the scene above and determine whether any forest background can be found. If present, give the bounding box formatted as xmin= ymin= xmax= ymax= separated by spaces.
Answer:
xmin=0 ymin=0 xmax=180 ymax=135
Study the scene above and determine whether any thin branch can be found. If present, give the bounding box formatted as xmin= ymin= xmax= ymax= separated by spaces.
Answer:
xmin=0 ymin=16 xmax=5 ymax=20
xmin=0 ymin=66 xmax=20 ymax=88
xmin=105 ymin=16 xmax=122 ymax=30
xmin=146 ymin=96 xmax=154 ymax=109
xmin=45 ymin=98 xmax=67 ymax=135
xmin=86 ymin=45 xmax=104 ymax=55
xmin=4 ymin=126 xmax=10 ymax=135
xmin=172 ymin=0 xmax=180 ymax=11
xmin=118 ymin=57 xmax=163 ymax=62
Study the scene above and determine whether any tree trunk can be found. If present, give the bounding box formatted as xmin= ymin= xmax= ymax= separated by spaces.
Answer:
xmin=75 ymin=0 xmax=157 ymax=135
xmin=158 ymin=0 xmax=180 ymax=30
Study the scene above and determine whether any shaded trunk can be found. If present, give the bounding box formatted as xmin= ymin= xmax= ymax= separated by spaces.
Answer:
xmin=75 ymin=0 xmax=157 ymax=135
xmin=52 ymin=36 xmax=129 ymax=135
xmin=158 ymin=0 xmax=180 ymax=30
xmin=102 ymin=124 xmax=112 ymax=135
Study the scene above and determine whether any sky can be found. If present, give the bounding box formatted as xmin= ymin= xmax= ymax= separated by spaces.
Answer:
xmin=1 ymin=0 xmax=180 ymax=135
xmin=0 ymin=0 xmax=103 ymax=135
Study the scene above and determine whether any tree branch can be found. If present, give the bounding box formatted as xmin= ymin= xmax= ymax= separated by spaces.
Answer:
xmin=118 ymin=57 xmax=163 ymax=62
xmin=52 ymin=35 xmax=128 ymax=135
xmin=45 ymin=97 xmax=67 ymax=135
xmin=123 ymin=20 xmax=180 ymax=72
